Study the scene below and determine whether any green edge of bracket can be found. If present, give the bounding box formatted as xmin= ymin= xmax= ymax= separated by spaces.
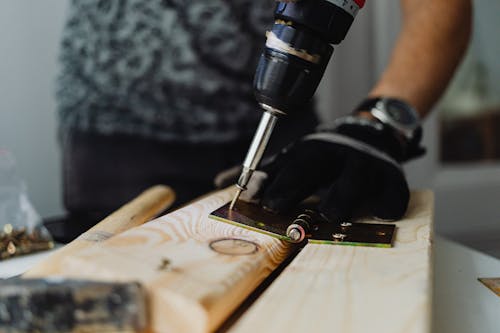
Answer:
xmin=209 ymin=215 xmax=292 ymax=242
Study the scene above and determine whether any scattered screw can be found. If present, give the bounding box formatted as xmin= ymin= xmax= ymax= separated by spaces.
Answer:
xmin=1 ymin=225 xmax=53 ymax=260
xmin=3 ymin=224 xmax=12 ymax=235
xmin=6 ymin=241 xmax=16 ymax=255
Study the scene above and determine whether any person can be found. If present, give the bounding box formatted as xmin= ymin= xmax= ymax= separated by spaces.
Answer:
xmin=54 ymin=0 xmax=471 ymax=235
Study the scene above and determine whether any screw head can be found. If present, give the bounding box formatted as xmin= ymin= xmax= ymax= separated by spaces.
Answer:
xmin=3 ymin=224 xmax=12 ymax=235
xmin=332 ymin=233 xmax=346 ymax=241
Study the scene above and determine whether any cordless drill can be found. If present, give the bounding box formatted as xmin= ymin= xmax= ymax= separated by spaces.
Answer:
xmin=230 ymin=0 xmax=366 ymax=209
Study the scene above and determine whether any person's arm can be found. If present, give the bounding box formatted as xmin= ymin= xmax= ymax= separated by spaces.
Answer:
xmin=369 ymin=0 xmax=472 ymax=118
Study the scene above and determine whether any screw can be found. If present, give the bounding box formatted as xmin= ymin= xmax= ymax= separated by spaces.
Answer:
xmin=6 ymin=241 xmax=16 ymax=255
xmin=3 ymin=224 xmax=12 ymax=235
xmin=332 ymin=233 xmax=346 ymax=241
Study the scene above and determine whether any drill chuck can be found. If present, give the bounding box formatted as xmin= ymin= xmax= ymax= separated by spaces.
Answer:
xmin=254 ymin=0 xmax=365 ymax=115
xmin=254 ymin=25 xmax=333 ymax=114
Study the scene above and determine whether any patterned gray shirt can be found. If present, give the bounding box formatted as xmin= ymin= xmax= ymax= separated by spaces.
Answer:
xmin=57 ymin=0 xmax=275 ymax=143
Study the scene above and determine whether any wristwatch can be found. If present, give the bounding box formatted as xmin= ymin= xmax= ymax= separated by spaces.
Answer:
xmin=354 ymin=97 xmax=421 ymax=141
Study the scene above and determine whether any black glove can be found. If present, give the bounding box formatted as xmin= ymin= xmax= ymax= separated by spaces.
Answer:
xmin=247 ymin=115 xmax=425 ymax=223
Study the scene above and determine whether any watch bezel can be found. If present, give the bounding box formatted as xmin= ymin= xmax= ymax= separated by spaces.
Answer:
xmin=369 ymin=98 xmax=420 ymax=140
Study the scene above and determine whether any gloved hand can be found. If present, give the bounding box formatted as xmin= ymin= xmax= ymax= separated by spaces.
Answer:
xmin=232 ymin=114 xmax=425 ymax=223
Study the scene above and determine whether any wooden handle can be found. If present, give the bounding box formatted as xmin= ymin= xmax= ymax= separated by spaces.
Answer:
xmin=24 ymin=185 xmax=175 ymax=278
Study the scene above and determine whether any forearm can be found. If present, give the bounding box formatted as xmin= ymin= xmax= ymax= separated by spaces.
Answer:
xmin=369 ymin=0 xmax=472 ymax=118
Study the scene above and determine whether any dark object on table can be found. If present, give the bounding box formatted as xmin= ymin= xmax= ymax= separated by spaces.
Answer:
xmin=0 ymin=278 xmax=147 ymax=333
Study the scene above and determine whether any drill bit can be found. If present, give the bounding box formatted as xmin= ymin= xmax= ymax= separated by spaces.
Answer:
xmin=230 ymin=108 xmax=279 ymax=210
xmin=229 ymin=188 xmax=242 ymax=210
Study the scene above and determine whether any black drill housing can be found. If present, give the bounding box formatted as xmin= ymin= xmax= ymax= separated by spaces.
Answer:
xmin=254 ymin=0 xmax=358 ymax=115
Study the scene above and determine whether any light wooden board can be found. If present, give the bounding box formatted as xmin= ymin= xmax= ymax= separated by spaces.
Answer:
xmin=229 ymin=190 xmax=434 ymax=333
xmin=24 ymin=185 xmax=175 ymax=278
xmin=52 ymin=187 xmax=294 ymax=333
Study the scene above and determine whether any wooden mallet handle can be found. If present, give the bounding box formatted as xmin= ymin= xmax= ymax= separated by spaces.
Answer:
xmin=24 ymin=185 xmax=175 ymax=277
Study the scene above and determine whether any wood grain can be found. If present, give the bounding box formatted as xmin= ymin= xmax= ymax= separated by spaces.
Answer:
xmin=51 ymin=187 xmax=294 ymax=333
xmin=24 ymin=185 xmax=175 ymax=278
xmin=229 ymin=190 xmax=434 ymax=333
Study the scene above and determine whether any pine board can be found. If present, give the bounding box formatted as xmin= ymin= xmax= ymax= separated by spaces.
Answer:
xmin=54 ymin=187 xmax=294 ymax=333
xmin=24 ymin=185 xmax=175 ymax=278
xmin=229 ymin=190 xmax=434 ymax=333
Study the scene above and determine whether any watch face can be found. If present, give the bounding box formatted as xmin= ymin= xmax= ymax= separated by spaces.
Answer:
xmin=385 ymin=99 xmax=418 ymax=127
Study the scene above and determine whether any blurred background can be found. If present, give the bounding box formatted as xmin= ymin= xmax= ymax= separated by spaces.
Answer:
xmin=0 ymin=0 xmax=499 ymax=257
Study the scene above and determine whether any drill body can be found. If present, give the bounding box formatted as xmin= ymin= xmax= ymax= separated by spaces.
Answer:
xmin=231 ymin=0 xmax=366 ymax=208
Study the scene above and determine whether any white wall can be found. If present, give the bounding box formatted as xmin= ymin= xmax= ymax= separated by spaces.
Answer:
xmin=0 ymin=0 xmax=68 ymax=218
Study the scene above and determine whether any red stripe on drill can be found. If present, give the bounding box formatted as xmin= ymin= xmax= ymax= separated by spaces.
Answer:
xmin=354 ymin=0 xmax=366 ymax=8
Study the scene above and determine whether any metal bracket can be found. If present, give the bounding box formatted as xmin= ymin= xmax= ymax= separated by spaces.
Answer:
xmin=209 ymin=201 xmax=395 ymax=248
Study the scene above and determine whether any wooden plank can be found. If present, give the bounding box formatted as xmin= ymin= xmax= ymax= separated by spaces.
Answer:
xmin=24 ymin=185 xmax=176 ymax=278
xmin=45 ymin=187 xmax=294 ymax=333
xmin=229 ymin=190 xmax=434 ymax=333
